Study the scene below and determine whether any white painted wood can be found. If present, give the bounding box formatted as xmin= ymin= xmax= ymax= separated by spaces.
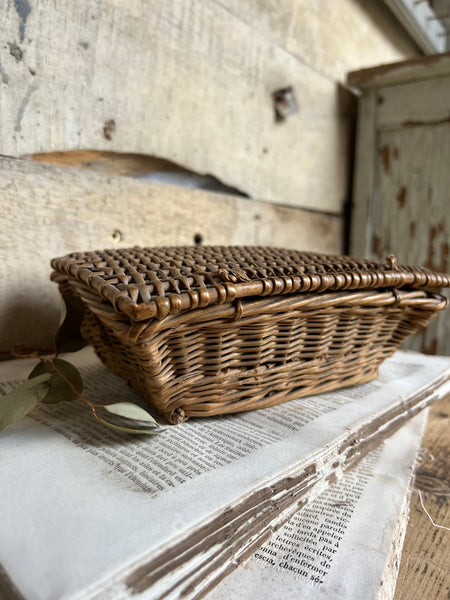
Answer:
xmin=348 ymin=52 xmax=450 ymax=89
xmin=350 ymin=56 xmax=450 ymax=355
xmin=377 ymin=77 xmax=450 ymax=129
xmin=433 ymin=0 xmax=450 ymax=51
xmin=372 ymin=124 xmax=450 ymax=355
xmin=0 ymin=157 xmax=342 ymax=354
xmin=350 ymin=91 xmax=377 ymax=258
xmin=0 ymin=0 xmax=357 ymax=213
xmin=383 ymin=0 xmax=446 ymax=54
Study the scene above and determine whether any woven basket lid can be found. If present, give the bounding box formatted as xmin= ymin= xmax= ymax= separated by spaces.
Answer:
xmin=51 ymin=246 xmax=450 ymax=321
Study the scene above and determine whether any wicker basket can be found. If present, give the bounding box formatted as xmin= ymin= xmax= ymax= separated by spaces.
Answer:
xmin=51 ymin=246 xmax=450 ymax=424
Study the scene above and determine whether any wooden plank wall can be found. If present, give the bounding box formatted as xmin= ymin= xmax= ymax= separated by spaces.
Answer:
xmin=0 ymin=157 xmax=342 ymax=355
xmin=0 ymin=0 xmax=418 ymax=353
xmin=1 ymin=0 xmax=417 ymax=213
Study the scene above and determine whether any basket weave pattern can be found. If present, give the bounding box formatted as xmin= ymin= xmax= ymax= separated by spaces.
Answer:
xmin=51 ymin=247 xmax=450 ymax=423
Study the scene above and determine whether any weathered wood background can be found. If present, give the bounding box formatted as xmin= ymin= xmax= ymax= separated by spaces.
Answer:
xmin=1 ymin=0 xmax=417 ymax=212
xmin=2 ymin=4 xmax=448 ymax=598
xmin=1 ymin=0 xmax=418 ymax=353
xmin=350 ymin=54 xmax=450 ymax=355
xmin=0 ymin=156 xmax=342 ymax=353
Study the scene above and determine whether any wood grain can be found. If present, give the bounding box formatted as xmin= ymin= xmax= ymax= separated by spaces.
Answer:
xmin=350 ymin=62 xmax=450 ymax=355
xmin=371 ymin=124 xmax=450 ymax=355
xmin=0 ymin=0 xmax=356 ymax=213
xmin=28 ymin=151 xmax=191 ymax=178
xmin=377 ymin=77 xmax=450 ymax=129
xmin=394 ymin=394 xmax=450 ymax=600
xmin=0 ymin=156 xmax=342 ymax=355
xmin=350 ymin=91 xmax=377 ymax=258
xmin=218 ymin=0 xmax=419 ymax=82
xmin=348 ymin=51 xmax=450 ymax=89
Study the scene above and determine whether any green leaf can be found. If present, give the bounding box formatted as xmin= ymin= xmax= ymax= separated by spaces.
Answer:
xmin=0 ymin=373 xmax=52 ymax=432
xmin=92 ymin=402 xmax=166 ymax=435
xmin=29 ymin=358 xmax=83 ymax=404
xmin=54 ymin=294 xmax=86 ymax=353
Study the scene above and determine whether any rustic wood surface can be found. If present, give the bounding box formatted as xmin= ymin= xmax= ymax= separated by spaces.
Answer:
xmin=350 ymin=61 xmax=450 ymax=355
xmin=0 ymin=0 xmax=345 ymax=212
xmin=216 ymin=0 xmax=418 ymax=82
xmin=0 ymin=156 xmax=342 ymax=355
xmin=350 ymin=91 xmax=377 ymax=259
xmin=28 ymin=150 xmax=192 ymax=178
xmin=373 ymin=124 xmax=450 ymax=355
xmin=377 ymin=78 xmax=450 ymax=129
xmin=394 ymin=394 xmax=450 ymax=600
xmin=0 ymin=0 xmax=418 ymax=213
xmin=348 ymin=51 xmax=450 ymax=88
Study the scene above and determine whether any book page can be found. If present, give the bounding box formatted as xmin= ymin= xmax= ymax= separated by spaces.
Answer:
xmin=206 ymin=410 xmax=427 ymax=600
xmin=0 ymin=349 xmax=448 ymax=600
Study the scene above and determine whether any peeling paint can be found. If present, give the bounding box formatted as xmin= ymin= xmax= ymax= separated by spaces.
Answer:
xmin=422 ymin=338 xmax=437 ymax=356
xmin=13 ymin=0 xmax=31 ymax=43
xmin=372 ymin=234 xmax=381 ymax=257
xmin=402 ymin=116 xmax=450 ymax=128
xmin=426 ymin=224 xmax=446 ymax=272
xmin=378 ymin=145 xmax=390 ymax=173
xmin=348 ymin=52 xmax=449 ymax=88
xmin=0 ymin=59 xmax=8 ymax=84
xmin=396 ymin=186 xmax=407 ymax=209
xmin=15 ymin=84 xmax=37 ymax=132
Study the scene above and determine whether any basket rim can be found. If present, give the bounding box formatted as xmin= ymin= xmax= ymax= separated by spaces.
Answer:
xmin=50 ymin=246 xmax=450 ymax=322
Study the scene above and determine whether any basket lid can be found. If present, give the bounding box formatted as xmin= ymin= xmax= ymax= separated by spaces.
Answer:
xmin=51 ymin=246 xmax=450 ymax=321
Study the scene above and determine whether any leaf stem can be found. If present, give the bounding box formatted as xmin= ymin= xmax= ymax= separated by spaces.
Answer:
xmin=46 ymin=359 xmax=104 ymax=409
xmin=30 ymin=354 xmax=105 ymax=410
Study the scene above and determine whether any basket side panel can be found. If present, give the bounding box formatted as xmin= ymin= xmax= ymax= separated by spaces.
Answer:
xmin=79 ymin=293 xmax=441 ymax=423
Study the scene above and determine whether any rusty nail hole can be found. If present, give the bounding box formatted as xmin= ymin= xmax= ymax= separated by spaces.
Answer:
xmin=272 ymin=86 xmax=298 ymax=121
xmin=103 ymin=119 xmax=116 ymax=140
xmin=110 ymin=229 xmax=122 ymax=243
xmin=194 ymin=233 xmax=203 ymax=245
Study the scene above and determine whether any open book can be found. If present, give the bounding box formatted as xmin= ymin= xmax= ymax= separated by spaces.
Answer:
xmin=0 ymin=349 xmax=449 ymax=600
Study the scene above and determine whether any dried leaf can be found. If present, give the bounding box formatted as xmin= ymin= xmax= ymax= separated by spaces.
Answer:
xmin=93 ymin=402 xmax=165 ymax=435
xmin=0 ymin=374 xmax=52 ymax=432
xmin=29 ymin=359 xmax=83 ymax=404
xmin=55 ymin=294 xmax=86 ymax=353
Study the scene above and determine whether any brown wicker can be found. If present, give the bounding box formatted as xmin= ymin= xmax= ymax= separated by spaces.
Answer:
xmin=51 ymin=246 xmax=450 ymax=424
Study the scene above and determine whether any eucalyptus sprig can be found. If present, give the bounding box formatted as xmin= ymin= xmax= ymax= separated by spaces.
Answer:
xmin=0 ymin=295 xmax=165 ymax=436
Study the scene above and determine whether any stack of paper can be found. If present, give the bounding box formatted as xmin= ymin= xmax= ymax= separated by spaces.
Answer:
xmin=0 ymin=348 xmax=448 ymax=599
xmin=207 ymin=411 xmax=428 ymax=600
